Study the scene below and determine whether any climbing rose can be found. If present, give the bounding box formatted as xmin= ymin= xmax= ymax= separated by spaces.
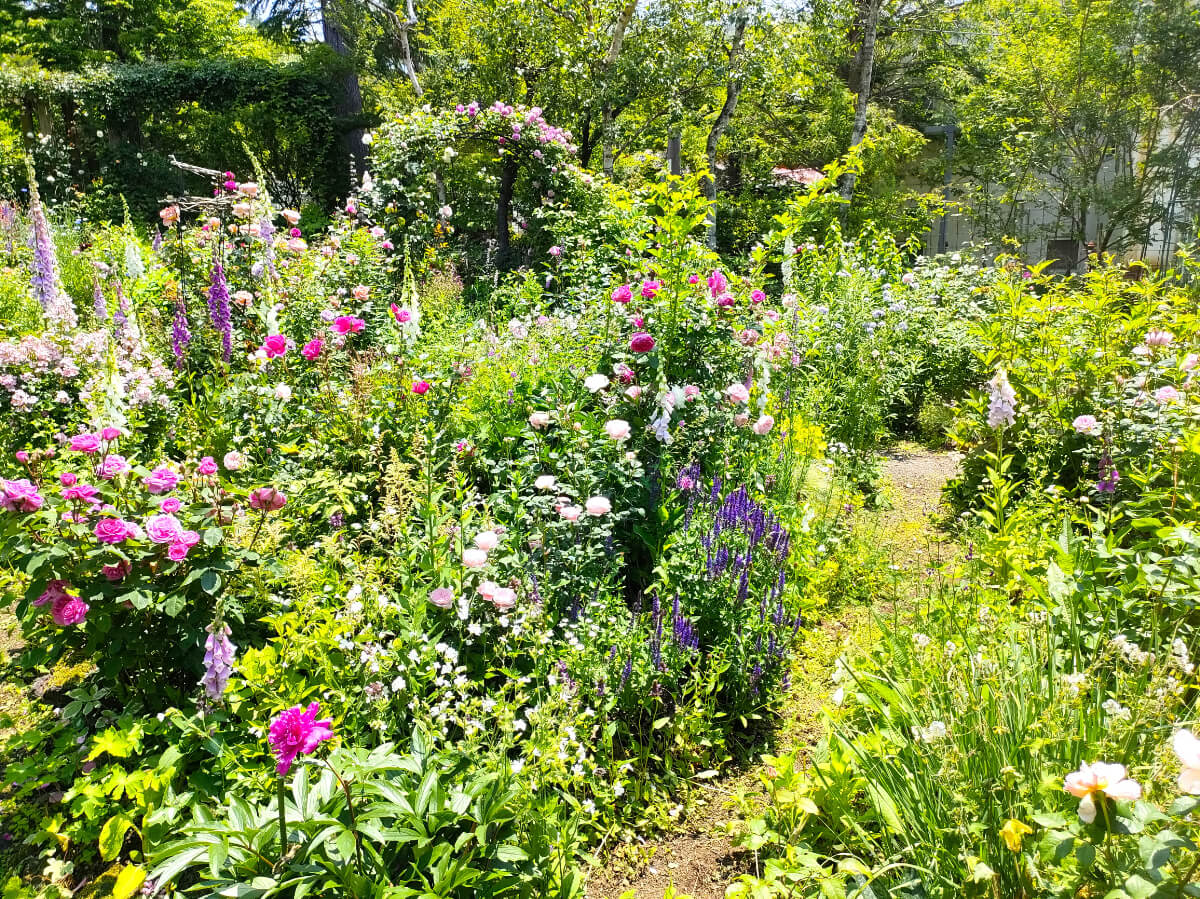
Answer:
xmin=268 ymin=702 xmax=334 ymax=775
xmin=725 ymin=383 xmax=750 ymax=405
xmin=160 ymin=497 xmax=182 ymax=514
xmin=249 ymin=487 xmax=287 ymax=512
xmin=62 ymin=483 xmax=101 ymax=505
xmin=94 ymin=517 xmax=133 ymax=544
xmin=167 ymin=531 xmax=201 ymax=561
xmin=1063 ymin=762 xmax=1141 ymax=823
xmin=629 ymin=332 xmax=655 ymax=353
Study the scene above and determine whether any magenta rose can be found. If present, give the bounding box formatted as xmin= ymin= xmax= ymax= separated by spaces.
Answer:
xmin=262 ymin=334 xmax=289 ymax=358
xmin=69 ymin=433 xmax=101 ymax=453
xmin=160 ymin=497 xmax=183 ymax=513
xmin=102 ymin=560 xmax=131 ymax=582
xmin=1 ymin=478 xmax=43 ymax=513
xmin=35 ymin=579 xmax=73 ymax=607
xmin=629 ymin=332 xmax=656 ymax=354
xmin=62 ymin=483 xmax=101 ymax=505
xmin=100 ymin=427 xmax=122 ymax=441
xmin=610 ymin=284 xmax=633 ymax=304
xmin=144 ymin=466 xmax=181 ymax=494
xmin=301 ymin=338 xmax=324 ymax=360
xmin=51 ymin=593 xmax=88 ymax=626
xmin=94 ymin=517 xmax=133 ymax=544
xmin=167 ymin=530 xmax=201 ymax=561
xmin=412 ymin=380 xmax=430 ymax=395
xmin=332 ymin=315 xmax=365 ymax=335
xmin=641 ymin=280 xmax=661 ymax=299
xmin=145 ymin=512 xmax=185 ymax=544
xmin=59 ymin=472 xmax=77 ymax=487
xmin=96 ymin=454 xmax=130 ymax=480
xmin=196 ymin=456 xmax=219 ymax=476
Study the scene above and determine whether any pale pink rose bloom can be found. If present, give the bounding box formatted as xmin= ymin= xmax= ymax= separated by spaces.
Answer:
xmin=585 ymin=496 xmax=611 ymax=516
xmin=684 ymin=385 xmax=700 ymax=400
xmin=534 ymin=475 xmax=557 ymax=491
xmin=282 ymin=209 xmax=301 ymax=225
xmin=605 ymin=419 xmax=631 ymax=441
xmin=901 ymin=272 xmax=915 ymax=285
xmin=625 ymin=386 xmax=643 ymax=401
xmin=529 ymin=412 xmax=552 ymax=429
xmin=352 ymin=285 xmax=370 ymax=301
xmin=463 ymin=548 xmax=489 ymax=568
xmin=1174 ymin=729 xmax=1200 ymax=794
xmin=429 ymin=587 xmax=454 ymax=608
xmin=725 ymin=383 xmax=750 ymax=404
xmin=474 ymin=531 xmax=500 ymax=551
xmin=1155 ymin=385 xmax=1181 ymax=404
xmin=559 ymin=505 xmax=583 ymax=522
xmin=734 ymin=413 xmax=749 ymax=427
xmin=223 ymin=451 xmax=246 ymax=471
xmin=476 ymin=580 xmax=499 ymax=601
xmin=752 ymin=415 xmax=775 ymax=435
xmin=584 ymin=374 xmax=610 ymax=393
xmin=1182 ymin=353 xmax=1199 ymax=372
xmin=1073 ymin=415 xmax=1101 ymax=436
xmin=1063 ymin=762 xmax=1142 ymax=823
xmin=492 ymin=587 xmax=516 ymax=610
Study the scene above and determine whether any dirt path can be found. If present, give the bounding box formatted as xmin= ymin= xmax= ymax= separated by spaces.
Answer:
xmin=586 ymin=446 xmax=959 ymax=899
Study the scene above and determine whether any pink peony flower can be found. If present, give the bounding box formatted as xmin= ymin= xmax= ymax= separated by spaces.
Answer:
xmin=549 ymin=245 xmax=563 ymax=257
xmin=262 ymin=335 xmax=289 ymax=358
xmin=94 ymin=517 xmax=133 ymax=544
xmin=625 ymin=385 xmax=643 ymax=401
xmin=474 ymin=531 xmax=500 ymax=551
xmin=412 ymin=380 xmax=431 ymax=395
xmin=144 ymin=466 xmax=181 ymax=494
xmin=70 ymin=433 xmax=101 ymax=454
xmin=146 ymin=513 xmax=185 ymax=544
xmin=429 ymin=587 xmax=455 ymax=608
xmin=492 ymin=587 xmax=516 ymax=610
xmin=629 ymin=332 xmax=655 ymax=354
xmin=585 ymin=496 xmax=611 ymax=516
xmin=96 ymin=454 xmax=130 ymax=480
xmin=100 ymin=427 xmax=121 ymax=441
xmin=249 ymin=487 xmax=287 ymax=512
xmin=1063 ymin=762 xmax=1142 ymax=823
xmin=463 ymin=548 xmax=489 ymax=568
xmin=224 ymin=451 xmax=246 ymax=471
xmin=611 ymin=284 xmax=633 ymax=304
xmin=268 ymin=702 xmax=334 ymax=775
xmin=725 ymin=383 xmax=750 ymax=404
xmin=332 ymin=316 xmax=365 ymax=335
xmin=51 ymin=593 xmax=88 ymax=626
xmin=752 ymin=415 xmax=775 ymax=435
xmin=197 ymin=456 xmax=219 ymax=476
xmin=2 ymin=479 xmax=45 ymax=512
xmin=559 ymin=504 xmax=583 ymax=522
xmin=605 ymin=419 xmax=631 ymax=441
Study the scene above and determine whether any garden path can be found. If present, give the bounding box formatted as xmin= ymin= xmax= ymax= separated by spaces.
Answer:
xmin=585 ymin=444 xmax=959 ymax=899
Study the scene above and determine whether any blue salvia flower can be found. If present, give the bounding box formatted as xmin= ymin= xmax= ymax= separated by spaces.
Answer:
xmin=620 ymin=654 xmax=633 ymax=688
xmin=207 ymin=260 xmax=233 ymax=362
xmin=171 ymin=299 xmax=191 ymax=369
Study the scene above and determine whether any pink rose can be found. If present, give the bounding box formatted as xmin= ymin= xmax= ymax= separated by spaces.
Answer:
xmin=51 ymin=594 xmax=88 ymax=626
xmin=302 ymin=338 xmax=324 ymax=360
xmin=96 ymin=454 xmax=130 ymax=480
xmin=15 ymin=451 xmax=29 ymax=463
xmin=641 ymin=280 xmax=661 ymax=299
xmin=708 ymin=271 xmax=728 ymax=297
xmin=35 ymin=580 xmax=72 ymax=607
xmin=62 ymin=483 xmax=101 ymax=505
xmin=734 ymin=412 xmax=749 ymax=427
xmin=752 ymin=415 xmax=775 ymax=435
xmin=412 ymin=381 xmax=431 ymax=395
xmin=750 ymin=289 xmax=766 ymax=304
xmin=144 ymin=466 xmax=180 ymax=494
xmin=146 ymin=512 xmax=185 ymax=544
xmin=477 ymin=580 xmax=499 ymax=600
xmin=688 ymin=274 xmax=700 ymax=284
xmin=463 ymin=548 xmax=488 ymax=568
xmin=160 ymin=497 xmax=182 ymax=514
xmin=332 ymin=316 xmax=365 ymax=335
xmin=262 ymin=334 xmax=289 ymax=358
xmin=474 ymin=531 xmax=500 ymax=551
xmin=559 ymin=504 xmax=582 ymax=522
xmin=197 ymin=456 xmax=219 ymax=476
xmin=529 ymin=411 xmax=551 ymax=429
xmin=625 ymin=385 xmax=643 ymax=401
xmin=102 ymin=561 xmax=131 ymax=582
xmin=492 ymin=587 xmax=516 ymax=610
xmin=70 ymin=433 xmax=101 ymax=454
xmin=390 ymin=303 xmax=412 ymax=323
xmin=429 ymin=587 xmax=455 ymax=608
xmin=585 ymin=496 xmax=611 ymax=516
xmin=100 ymin=427 xmax=122 ymax=441
xmin=167 ymin=531 xmax=200 ymax=561
xmin=605 ymin=419 xmax=631 ymax=441
xmin=611 ymin=284 xmax=633 ymax=304
xmin=725 ymin=383 xmax=750 ymax=404
xmin=223 ymin=451 xmax=246 ymax=471
xmin=249 ymin=487 xmax=287 ymax=512
xmin=352 ymin=285 xmax=370 ymax=301
xmin=629 ymin=332 xmax=655 ymax=354
xmin=684 ymin=385 xmax=700 ymax=400
xmin=60 ymin=472 xmax=77 ymax=487
xmin=716 ymin=294 xmax=734 ymax=308
xmin=94 ymin=517 xmax=133 ymax=544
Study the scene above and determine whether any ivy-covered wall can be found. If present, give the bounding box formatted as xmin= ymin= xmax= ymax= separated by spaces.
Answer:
xmin=0 ymin=57 xmax=355 ymax=222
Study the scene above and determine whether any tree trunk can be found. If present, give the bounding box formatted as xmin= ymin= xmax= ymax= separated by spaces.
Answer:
xmin=321 ymin=0 xmax=367 ymax=178
xmin=839 ymin=0 xmax=882 ymax=211
xmin=599 ymin=0 xmax=639 ymax=176
xmin=496 ymin=155 xmax=519 ymax=271
xmin=705 ymin=11 xmax=749 ymax=249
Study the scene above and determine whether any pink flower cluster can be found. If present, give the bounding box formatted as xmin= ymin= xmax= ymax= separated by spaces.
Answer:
xmin=34 ymin=579 xmax=88 ymax=626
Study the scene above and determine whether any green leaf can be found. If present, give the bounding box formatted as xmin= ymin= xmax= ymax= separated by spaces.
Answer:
xmin=203 ymin=527 xmax=223 ymax=547
xmin=200 ymin=570 xmax=222 ymax=594
xmin=111 ymin=865 xmax=146 ymax=899
xmin=99 ymin=813 xmax=135 ymax=862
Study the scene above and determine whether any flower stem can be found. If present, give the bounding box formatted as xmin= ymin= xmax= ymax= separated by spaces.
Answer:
xmin=277 ymin=774 xmax=288 ymax=862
